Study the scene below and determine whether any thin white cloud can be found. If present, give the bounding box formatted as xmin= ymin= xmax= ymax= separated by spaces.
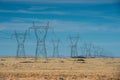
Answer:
xmin=29 ymin=6 xmax=57 ymax=10
xmin=48 ymin=20 xmax=120 ymax=33
xmin=0 ymin=10 xmax=66 ymax=15
xmin=0 ymin=22 xmax=31 ymax=31
xmin=100 ymin=15 xmax=120 ymax=21
xmin=0 ymin=0 xmax=118 ymax=4
xmin=0 ymin=18 xmax=120 ymax=33
xmin=0 ymin=27 xmax=5 ymax=31
xmin=0 ymin=9 xmax=119 ymax=22
xmin=94 ymin=42 xmax=120 ymax=47
xmin=67 ymin=10 xmax=120 ymax=21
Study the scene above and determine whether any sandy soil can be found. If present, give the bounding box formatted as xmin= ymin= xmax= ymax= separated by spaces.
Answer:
xmin=0 ymin=57 xmax=120 ymax=80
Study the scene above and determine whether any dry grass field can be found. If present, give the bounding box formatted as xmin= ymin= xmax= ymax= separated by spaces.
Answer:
xmin=0 ymin=57 xmax=120 ymax=80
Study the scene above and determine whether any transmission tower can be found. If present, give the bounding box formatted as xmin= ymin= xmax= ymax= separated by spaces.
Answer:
xmin=52 ymin=39 xmax=60 ymax=58
xmin=97 ymin=47 xmax=104 ymax=57
xmin=83 ymin=43 xmax=88 ymax=57
xmin=14 ymin=30 xmax=27 ymax=58
xmin=29 ymin=21 xmax=49 ymax=62
xmin=87 ymin=43 xmax=93 ymax=58
xmin=69 ymin=35 xmax=79 ymax=58
xmin=90 ymin=44 xmax=95 ymax=58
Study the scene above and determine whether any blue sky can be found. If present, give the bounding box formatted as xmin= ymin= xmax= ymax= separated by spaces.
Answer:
xmin=0 ymin=0 xmax=120 ymax=57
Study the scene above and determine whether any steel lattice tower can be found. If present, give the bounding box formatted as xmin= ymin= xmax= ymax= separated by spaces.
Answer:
xmin=29 ymin=22 xmax=49 ymax=61
xmin=52 ymin=39 xmax=60 ymax=58
xmin=69 ymin=35 xmax=79 ymax=58
xmin=85 ymin=43 xmax=92 ymax=58
xmin=14 ymin=30 xmax=27 ymax=57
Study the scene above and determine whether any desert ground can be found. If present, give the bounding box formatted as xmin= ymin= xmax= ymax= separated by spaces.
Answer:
xmin=0 ymin=57 xmax=120 ymax=80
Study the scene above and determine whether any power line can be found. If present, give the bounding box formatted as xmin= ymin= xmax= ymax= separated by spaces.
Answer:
xmin=0 ymin=31 xmax=10 ymax=35
xmin=0 ymin=31 xmax=12 ymax=39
